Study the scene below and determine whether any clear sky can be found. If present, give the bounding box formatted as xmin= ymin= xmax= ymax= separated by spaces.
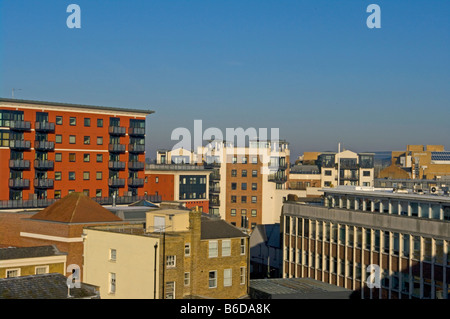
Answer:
xmin=1 ymin=0 xmax=449 ymax=159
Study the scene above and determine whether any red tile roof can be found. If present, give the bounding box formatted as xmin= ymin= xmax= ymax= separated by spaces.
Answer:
xmin=30 ymin=193 xmax=123 ymax=223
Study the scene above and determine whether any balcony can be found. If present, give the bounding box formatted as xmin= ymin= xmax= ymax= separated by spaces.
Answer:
xmin=9 ymin=179 xmax=30 ymax=189
xmin=108 ymin=144 xmax=126 ymax=153
xmin=34 ymin=160 xmax=54 ymax=170
xmin=129 ymin=144 xmax=145 ymax=153
xmin=34 ymin=178 xmax=54 ymax=189
xmin=128 ymin=178 xmax=144 ymax=187
xmin=35 ymin=122 xmax=55 ymax=132
xmin=128 ymin=161 xmax=145 ymax=170
xmin=10 ymin=120 xmax=31 ymax=131
xmin=108 ymin=126 xmax=126 ymax=136
xmin=268 ymin=174 xmax=287 ymax=183
xmin=108 ymin=178 xmax=125 ymax=188
xmin=34 ymin=141 xmax=54 ymax=151
xmin=10 ymin=140 xmax=31 ymax=150
xmin=128 ymin=127 xmax=145 ymax=136
xmin=210 ymin=172 xmax=221 ymax=181
xmin=269 ymin=162 xmax=289 ymax=171
xmin=210 ymin=199 xmax=220 ymax=207
xmin=209 ymin=186 xmax=221 ymax=194
xmin=9 ymin=160 xmax=30 ymax=170
xmin=108 ymin=161 xmax=126 ymax=170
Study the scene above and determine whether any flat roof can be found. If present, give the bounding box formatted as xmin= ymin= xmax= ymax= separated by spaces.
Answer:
xmin=322 ymin=186 xmax=450 ymax=203
xmin=0 ymin=97 xmax=154 ymax=116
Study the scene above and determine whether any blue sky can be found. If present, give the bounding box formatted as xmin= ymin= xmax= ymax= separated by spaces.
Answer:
xmin=1 ymin=0 xmax=449 ymax=159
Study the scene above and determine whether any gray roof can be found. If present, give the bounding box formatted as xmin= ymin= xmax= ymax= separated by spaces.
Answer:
xmin=0 ymin=97 xmax=154 ymax=115
xmin=201 ymin=217 xmax=248 ymax=239
xmin=250 ymin=278 xmax=354 ymax=299
xmin=0 ymin=273 xmax=99 ymax=299
xmin=0 ymin=245 xmax=66 ymax=260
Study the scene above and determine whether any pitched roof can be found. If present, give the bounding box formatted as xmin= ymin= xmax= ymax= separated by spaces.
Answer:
xmin=200 ymin=217 xmax=248 ymax=239
xmin=0 ymin=273 xmax=99 ymax=299
xmin=0 ymin=245 xmax=66 ymax=260
xmin=30 ymin=192 xmax=123 ymax=223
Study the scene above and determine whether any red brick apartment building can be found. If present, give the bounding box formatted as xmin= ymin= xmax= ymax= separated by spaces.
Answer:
xmin=0 ymin=98 xmax=153 ymax=202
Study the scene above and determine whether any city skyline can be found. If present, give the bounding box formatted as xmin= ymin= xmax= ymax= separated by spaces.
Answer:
xmin=1 ymin=0 xmax=449 ymax=159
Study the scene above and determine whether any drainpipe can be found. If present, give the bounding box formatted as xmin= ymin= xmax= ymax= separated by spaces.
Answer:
xmin=154 ymin=242 xmax=158 ymax=299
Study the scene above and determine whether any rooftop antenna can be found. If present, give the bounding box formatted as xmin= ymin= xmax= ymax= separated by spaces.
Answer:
xmin=12 ymin=88 xmax=22 ymax=98
xmin=337 ymin=142 xmax=341 ymax=187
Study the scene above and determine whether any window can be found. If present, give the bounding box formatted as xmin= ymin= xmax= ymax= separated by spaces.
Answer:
xmin=96 ymin=154 xmax=103 ymax=162
xmin=84 ymin=136 xmax=90 ymax=145
xmin=209 ymin=241 xmax=218 ymax=258
xmin=54 ymin=190 xmax=61 ymax=199
xmin=251 ymin=209 xmax=257 ymax=217
xmin=69 ymin=172 xmax=75 ymax=180
xmin=166 ymin=255 xmax=176 ymax=268
xmin=96 ymin=189 xmax=102 ymax=197
xmin=241 ymin=196 xmax=247 ymax=203
xmin=184 ymin=272 xmax=190 ymax=286
xmin=108 ymin=273 xmax=116 ymax=294
xmin=84 ymin=118 xmax=91 ymax=127
xmin=184 ymin=243 xmax=190 ymax=256
xmin=324 ymin=170 xmax=332 ymax=176
xmin=55 ymin=135 xmax=62 ymax=143
xmin=69 ymin=117 xmax=76 ymax=126
xmin=242 ymin=157 xmax=247 ymax=164
xmin=231 ymin=196 xmax=236 ymax=203
xmin=240 ymin=267 xmax=246 ymax=284
xmin=252 ymin=183 xmax=257 ymax=190
xmin=69 ymin=153 xmax=76 ymax=162
xmin=222 ymin=240 xmax=231 ymax=257
xmin=232 ymin=156 xmax=237 ymax=164
xmin=55 ymin=172 xmax=62 ymax=181
xmin=155 ymin=177 xmax=159 ymax=183
xmin=224 ymin=269 xmax=232 ymax=287
xmin=35 ymin=266 xmax=49 ymax=275
xmin=251 ymin=156 xmax=258 ymax=164
xmin=231 ymin=209 xmax=236 ymax=216
xmin=6 ymin=269 xmax=20 ymax=278
xmin=83 ymin=189 xmax=89 ymax=197
xmin=56 ymin=116 xmax=63 ymax=125
xmin=209 ymin=271 xmax=217 ymax=288
xmin=241 ymin=183 xmax=247 ymax=190
xmin=231 ymin=170 xmax=237 ymax=177
xmin=231 ymin=183 xmax=237 ymax=190
xmin=110 ymin=249 xmax=117 ymax=261
xmin=363 ymin=170 xmax=371 ymax=177
xmin=240 ymin=238 xmax=246 ymax=255
xmin=83 ymin=154 xmax=90 ymax=162
xmin=69 ymin=135 xmax=76 ymax=144
xmin=241 ymin=170 xmax=247 ymax=177
xmin=97 ymin=118 xmax=103 ymax=127
xmin=165 ymin=281 xmax=175 ymax=299
xmin=96 ymin=171 xmax=102 ymax=180
xmin=83 ymin=172 xmax=90 ymax=180
xmin=97 ymin=136 xmax=103 ymax=145
xmin=252 ymin=170 xmax=257 ymax=177
xmin=55 ymin=153 xmax=62 ymax=162
xmin=251 ymin=196 xmax=257 ymax=203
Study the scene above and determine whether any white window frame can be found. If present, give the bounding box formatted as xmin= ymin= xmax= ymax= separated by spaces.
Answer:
xmin=209 ymin=270 xmax=217 ymax=288
xmin=209 ymin=240 xmax=218 ymax=258
xmin=184 ymin=243 xmax=191 ymax=256
xmin=166 ymin=281 xmax=175 ymax=299
xmin=109 ymin=272 xmax=116 ymax=294
xmin=240 ymin=267 xmax=246 ymax=285
xmin=184 ymin=272 xmax=190 ymax=286
xmin=6 ymin=268 xmax=21 ymax=278
xmin=166 ymin=255 xmax=176 ymax=268
xmin=240 ymin=238 xmax=246 ymax=255
xmin=35 ymin=265 xmax=49 ymax=275
xmin=110 ymin=248 xmax=117 ymax=261
xmin=224 ymin=268 xmax=232 ymax=287
xmin=222 ymin=240 xmax=231 ymax=257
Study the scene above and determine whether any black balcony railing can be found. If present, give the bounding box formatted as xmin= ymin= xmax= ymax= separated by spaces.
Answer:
xmin=108 ymin=144 xmax=126 ymax=153
xmin=108 ymin=161 xmax=126 ymax=170
xmin=129 ymin=144 xmax=145 ymax=153
xmin=10 ymin=120 xmax=31 ymax=131
xmin=35 ymin=122 xmax=55 ymax=132
xmin=108 ymin=178 xmax=126 ymax=188
xmin=210 ymin=172 xmax=221 ymax=180
xmin=9 ymin=159 xmax=30 ymax=170
xmin=10 ymin=140 xmax=31 ymax=150
xmin=209 ymin=187 xmax=221 ymax=193
xmin=108 ymin=126 xmax=126 ymax=136
xmin=128 ymin=161 xmax=145 ymax=170
xmin=34 ymin=160 xmax=54 ymax=170
xmin=268 ymin=174 xmax=287 ymax=183
xmin=128 ymin=178 xmax=144 ymax=187
xmin=34 ymin=141 xmax=54 ymax=151
xmin=210 ymin=199 xmax=220 ymax=206
xmin=9 ymin=178 xmax=30 ymax=189
xmin=34 ymin=178 xmax=54 ymax=189
xmin=128 ymin=127 xmax=145 ymax=136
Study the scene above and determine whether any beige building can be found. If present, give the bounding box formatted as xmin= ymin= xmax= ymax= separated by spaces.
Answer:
xmin=82 ymin=208 xmax=249 ymax=299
